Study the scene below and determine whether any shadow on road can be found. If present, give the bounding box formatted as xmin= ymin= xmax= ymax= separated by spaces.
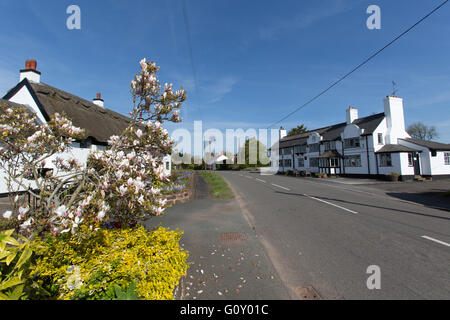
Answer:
xmin=274 ymin=191 xmax=450 ymax=222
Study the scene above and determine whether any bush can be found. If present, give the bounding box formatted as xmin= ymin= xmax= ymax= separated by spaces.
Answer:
xmin=0 ymin=229 xmax=41 ymax=300
xmin=30 ymin=225 xmax=189 ymax=300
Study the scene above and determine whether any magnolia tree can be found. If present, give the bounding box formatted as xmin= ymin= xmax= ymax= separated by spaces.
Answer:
xmin=0 ymin=58 xmax=185 ymax=235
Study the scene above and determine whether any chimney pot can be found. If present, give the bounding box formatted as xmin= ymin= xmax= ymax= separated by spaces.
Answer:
xmin=29 ymin=60 xmax=37 ymax=70
xmin=97 ymin=92 xmax=101 ymax=99
xmin=20 ymin=59 xmax=40 ymax=83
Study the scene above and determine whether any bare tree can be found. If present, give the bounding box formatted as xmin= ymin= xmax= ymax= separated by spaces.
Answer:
xmin=407 ymin=122 xmax=439 ymax=141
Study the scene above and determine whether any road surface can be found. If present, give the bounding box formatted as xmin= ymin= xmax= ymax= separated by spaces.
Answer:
xmin=217 ymin=171 xmax=450 ymax=299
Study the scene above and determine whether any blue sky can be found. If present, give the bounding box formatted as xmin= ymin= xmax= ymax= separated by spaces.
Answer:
xmin=1 ymin=0 xmax=450 ymax=153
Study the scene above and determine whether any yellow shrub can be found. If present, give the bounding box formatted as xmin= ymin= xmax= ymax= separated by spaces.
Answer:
xmin=31 ymin=225 xmax=189 ymax=300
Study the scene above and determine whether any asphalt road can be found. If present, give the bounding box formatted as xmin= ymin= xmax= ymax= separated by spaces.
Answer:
xmin=217 ymin=171 xmax=450 ymax=300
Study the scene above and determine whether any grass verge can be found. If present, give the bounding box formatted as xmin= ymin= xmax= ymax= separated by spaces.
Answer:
xmin=199 ymin=171 xmax=235 ymax=200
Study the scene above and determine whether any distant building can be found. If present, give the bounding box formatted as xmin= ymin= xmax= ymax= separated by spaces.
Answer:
xmin=0 ymin=60 xmax=171 ymax=194
xmin=271 ymin=96 xmax=450 ymax=180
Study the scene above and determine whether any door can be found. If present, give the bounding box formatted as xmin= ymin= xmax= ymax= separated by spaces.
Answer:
xmin=413 ymin=154 xmax=421 ymax=175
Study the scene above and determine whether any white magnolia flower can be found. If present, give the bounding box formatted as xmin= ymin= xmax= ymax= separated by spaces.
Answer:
xmin=55 ymin=205 xmax=67 ymax=217
xmin=97 ymin=210 xmax=106 ymax=220
xmin=3 ymin=210 xmax=12 ymax=220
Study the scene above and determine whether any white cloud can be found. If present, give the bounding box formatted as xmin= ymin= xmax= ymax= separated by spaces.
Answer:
xmin=259 ymin=0 xmax=356 ymax=40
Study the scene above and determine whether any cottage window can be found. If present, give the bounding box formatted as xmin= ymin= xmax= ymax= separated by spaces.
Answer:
xmin=445 ymin=152 xmax=450 ymax=165
xmin=80 ymin=138 xmax=92 ymax=149
xmin=344 ymin=155 xmax=361 ymax=167
xmin=379 ymin=153 xmax=392 ymax=167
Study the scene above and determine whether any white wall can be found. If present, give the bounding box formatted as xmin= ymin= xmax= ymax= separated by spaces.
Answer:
xmin=8 ymin=85 xmax=47 ymax=124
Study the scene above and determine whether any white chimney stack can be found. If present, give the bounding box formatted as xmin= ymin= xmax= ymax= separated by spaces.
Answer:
xmin=279 ymin=126 xmax=287 ymax=140
xmin=384 ymin=95 xmax=408 ymax=144
xmin=93 ymin=92 xmax=104 ymax=108
xmin=20 ymin=60 xmax=41 ymax=83
xmin=346 ymin=106 xmax=359 ymax=124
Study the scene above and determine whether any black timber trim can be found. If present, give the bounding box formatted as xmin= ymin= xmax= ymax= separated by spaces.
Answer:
xmin=3 ymin=78 xmax=51 ymax=122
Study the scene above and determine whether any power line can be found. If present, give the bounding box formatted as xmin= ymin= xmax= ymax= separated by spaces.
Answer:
xmin=181 ymin=0 xmax=200 ymax=114
xmin=267 ymin=0 xmax=449 ymax=129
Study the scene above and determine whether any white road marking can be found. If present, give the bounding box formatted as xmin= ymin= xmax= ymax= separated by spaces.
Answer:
xmin=271 ymin=183 xmax=291 ymax=191
xmin=245 ymin=176 xmax=253 ymax=179
xmin=303 ymin=194 xmax=359 ymax=214
xmin=421 ymin=236 xmax=450 ymax=248
xmin=256 ymin=178 xmax=266 ymax=183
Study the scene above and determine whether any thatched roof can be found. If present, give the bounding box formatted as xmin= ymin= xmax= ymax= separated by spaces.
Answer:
xmin=28 ymin=82 xmax=131 ymax=144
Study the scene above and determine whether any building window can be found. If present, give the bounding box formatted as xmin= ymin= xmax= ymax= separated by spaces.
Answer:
xmin=344 ymin=138 xmax=360 ymax=149
xmin=408 ymin=153 xmax=414 ymax=167
xmin=309 ymin=157 xmax=319 ymax=167
xmin=324 ymin=141 xmax=336 ymax=151
xmin=330 ymin=158 xmax=339 ymax=167
xmin=279 ymin=160 xmax=283 ymax=167
xmin=294 ymin=145 xmax=307 ymax=153
xmin=297 ymin=157 xmax=304 ymax=167
xmin=379 ymin=153 xmax=392 ymax=167
xmin=445 ymin=152 xmax=450 ymax=165
xmin=283 ymin=148 xmax=292 ymax=155
xmin=284 ymin=159 xmax=292 ymax=167
xmin=165 ymin=162 xmax=170 ymax=170
xmin=378 ymin=133 xmax=384 ymax=145
xmin=309 ymin=143 xmax=320 ymax=153
xmin=80 ymin=138 xmax=92 ymax=149
xmin=344 ymin=155 xmax=361 ymax=167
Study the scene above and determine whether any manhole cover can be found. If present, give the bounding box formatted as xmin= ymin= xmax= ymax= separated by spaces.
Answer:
xmin=294 ymin=286 xmax=321 ymax=300
xmin=220 ymin=233 xmax=247 ymax=243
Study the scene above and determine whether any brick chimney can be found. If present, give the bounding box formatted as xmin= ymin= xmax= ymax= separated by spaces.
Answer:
xmin=20 ymin=59 xmax=41 ymax=83
xmin=93 ymin=92 xmax=104 ymax=108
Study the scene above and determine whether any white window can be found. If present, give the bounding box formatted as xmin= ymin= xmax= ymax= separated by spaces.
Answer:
xmin=165 ymin=162 xmax=170 ymax=170
xmin=344 ymin=138 xmax=361 ymax=149
xmin=297 ymin=157 xmax=304 ymax=167
xmin=309 ymin=157 xmax=319 ymax=167
xmin=344 ymin=155 xmax=361 ymax=167
xmin=408 ymin=153 xmax=414 ymax=167
xmin=378 ymin=133 xmax=384 ymax=145
xmin=445 ymin=152 xmax=450 ymax=165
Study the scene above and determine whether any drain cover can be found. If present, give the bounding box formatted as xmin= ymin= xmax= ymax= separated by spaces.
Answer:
xmin=294 ymin=286 xmax=321 ymax=300
xmin=220 ymin=233 xmax=247 ymax=243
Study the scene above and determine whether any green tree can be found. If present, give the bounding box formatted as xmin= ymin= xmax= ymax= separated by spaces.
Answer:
xmin=407 ymin=122 xmax=439 ymax=141
xmin=288 ymin=124 xmax=308 ymax=136
xmin=236 ymin=138 xmax=270 ymax=167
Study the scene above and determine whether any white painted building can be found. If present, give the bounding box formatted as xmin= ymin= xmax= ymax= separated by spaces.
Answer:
xmin=0 ymin=60 xmax=172 ymax=194
xmin=271 ymin=96 xmax=450 ymax=180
